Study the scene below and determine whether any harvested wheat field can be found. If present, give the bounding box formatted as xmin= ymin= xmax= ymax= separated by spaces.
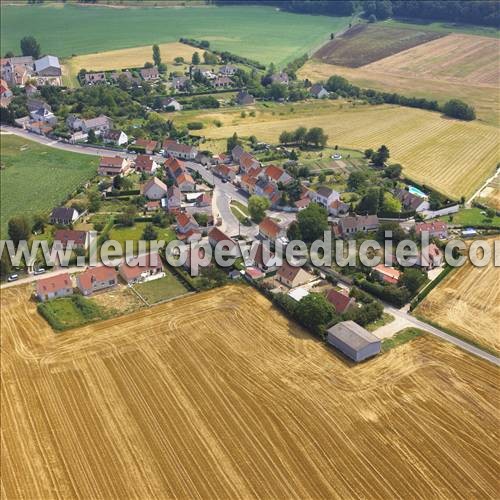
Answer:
xmin=417 ymin=253 xmax=500 ymax=354
xmin=1 ymin=284 xmax=499 ymax=499
xmin=198 ymin=102 xmax=499 ymax=199
xmin=478 ymin=176 xmax=500 ymax=210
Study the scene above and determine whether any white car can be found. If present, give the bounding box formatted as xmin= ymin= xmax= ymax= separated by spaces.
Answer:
xmin=7 ymin=274 xmax=19 ymax=282
xmin=331 ymin=153 xmax=342 ymax=160
xmin=34 ymin=268 xmax=46 ymax=275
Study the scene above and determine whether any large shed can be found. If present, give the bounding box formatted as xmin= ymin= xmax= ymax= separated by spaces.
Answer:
xmin=326 ymin=321 xmax=381 ymax=362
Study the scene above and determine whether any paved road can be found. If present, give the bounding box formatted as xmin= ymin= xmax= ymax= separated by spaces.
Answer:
xmin=0 ymin=266 xmax=85 ymax=289
xmin=385 ymin=304 xmax=500 ymax=366
xmin=466 ymin=167 xmax=499 ymax=207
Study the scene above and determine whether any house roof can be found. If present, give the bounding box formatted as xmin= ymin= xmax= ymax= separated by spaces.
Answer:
xmin=135 ymin=138 xmax=158 ymax=151
xmin=103 ymin=129 xmax=125 ymax=141
xmin=34 ymin=55 xmax=60 ymax=73
xmin=310 ymin=83 xmax=327 ymax=96
xmin=395 ymin=188 xmax=425 ymax=211
xmin=51 ymin=207 xmax=77 ymax=220
xmin=36 ymin=273 xmax=72 ymax=296
xmin=143 ymin=176 xmax=168 ymax=194
xmin=167 ymin=185 xmax=181 ymax=198
xmin=84 ymin=115 xmax=112 ymax=129
xmin=165 ymin=141 xmax=196 ymax=154
xmin=326 ymin=289 xmax=353 ymax=314
xmin=295 ymin=197 xmax=311 ymax=209
xmin=340 ymin=214 xmax=379 ymax=231
xmin=265 ymin=165 xmax=285 ymax=182
xmin=327 ymin=321 xmax=379 ymax=351
xmin=208 ymin=227 xmax=236 ymax=247
xmin=176 ymin=212 xmax=197 ymax=227
xmin=254 ymin=242 xmax=275 ymax=268
xmin=259 ymin=217 xmax=281 ymax=238
xmin=78 ymin=266 xmax=117 ymax=290
xmin=316 ymin=186 xmax=333 ymax=198
xmin=100 ymin=156 xmax=125 ymax=168
xmin=277 ymin=261 xmax=304 ymax=282
xmin=54 ymin=229 xmax=87 ymax=247
xmin=140 ymin=66 xmax=159 ymax=78
xmin=415 ymin=221 xmax=447 ymax=235
xmin=119 ymin=253 xmax=162 ymax=282
xmin=135 ymin=154 xmax=155 ymax=172
xmin=374 ymin=264 xmax=401 ymax=282
xmin=177 ymin=172 xmax=195 ymax=185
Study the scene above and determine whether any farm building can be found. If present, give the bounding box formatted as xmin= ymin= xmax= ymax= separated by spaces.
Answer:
xmin=77 ymin=266 xmax=118 ymax=296
xmin=327 ymin=321 xmax=381 ymax=362
xmin=36 ymin=273 xmax=73 ymax=302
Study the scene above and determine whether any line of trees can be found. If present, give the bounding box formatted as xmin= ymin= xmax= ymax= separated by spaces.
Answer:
xmin=279 ymin=126 xmax=329 ymax=148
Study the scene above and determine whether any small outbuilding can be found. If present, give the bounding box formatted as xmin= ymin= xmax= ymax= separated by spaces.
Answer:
xmin=326 ymin=321 xmax=381 ymax=362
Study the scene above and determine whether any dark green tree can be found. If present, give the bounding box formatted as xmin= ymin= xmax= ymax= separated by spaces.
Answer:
xmin=297 ymin=203 xmax=328 ymax=242
xmin=8 ymin=215 xmax=32 ymax=245
xmin=20 ymin=35 xmax=41 ymax=59
xmin=152 ymin=44 xmax=161 ymax=67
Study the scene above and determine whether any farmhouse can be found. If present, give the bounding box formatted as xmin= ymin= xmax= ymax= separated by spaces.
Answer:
xmin=77 ymin=266 xmax=118 ymax=296
xmin=264 ymin=165 xmax=292 ymax=186
xmin=135 ymin=154 xmax=159 ymax=174
xmin=119 ymin=253 xmax=164 ymax=284
xmin=98 ymin=156 xmax=131 ymax=176
xmin=54 ymin=229 xmax=88 ymax=250
xmin=235 ymin=91 xmax=255 ymax=105
xmin=415 ymin=221 xmax=448 ymax=239
xmin=84 ymin=72 xmax=106 ymax=85
xmin=310 ymin=186 xmax=339 ymax=207
xmin=329 ymin=199 xmax=349 ymax=216
xmin=142 ymin=177 xmax=168 ymax=200
xmin=81 ymin=115 xmax=113 ymax=133
xmin=0 ymin=79 xmax=12 ymax=98
xmin=30 ymin=106 xmax=57 ymax=124
xmin=163 ymin=139 xmax=198 ymax=160
xmin=34 ymin=55 xmax=61 ymax=77
xmin=373 ymin=264 xmax=401 ymax=285
xmin=140 ymin=66 xmax=159 ymax=80
xmin=327 ymin=321 xmax=381 ymax=362
xmin=134 ymin=138 xmax=158 ymax=154
xmin=310 ymin=83 xmax=329 ymax=99
xmin=36 ymin=273 xmax=73 ymax=302
xmin=339 ymin=214 xmax=379 ymax=237
xmin=276 ymin=262 xmax=313 ymax=288
xmin=259 ymin=217 xmax=286 ymax=244
xmin=102 ymin=129 xmax=128 ymax=146
xmin=161 ymin=97 xmax=183 ymax=111
xmin=395 ymin=188 xmax=430 ymax=213
xmin=326 ymin=288 xmax=355 ymax=314
xmin=50 ymin=207 xmax=80 ymax=225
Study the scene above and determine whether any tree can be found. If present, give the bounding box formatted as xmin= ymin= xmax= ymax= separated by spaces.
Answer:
xmin=376 ymin=221 xmax=407 ymax=244
xmin=368 ymin=13 xmax=377 ymax=22
xmin=142 ymin=223 xmax=158 ymax=241
xmin=144 ymin=61 xmax=154 ymax=68
xmin=372 ymin=145 xmax=390 ymax=167
xmin=226 ymin=132 xmax=241 ymax=153
xmin=296 ymin=293 xmax=336 ymax=335
xmin=4 ymin=50 xmax=15 ymax=58
xmin=20 ymin=35 xmax=40 ymax=59
xmin=174 ymin=56 xmax=185 ymax=64
xmin=248 ymin=195 xmax=270 ymax=223
xmin=443 ymin=99 xmax=476 ymax=121
xmin=318 ymin=172 xmax=326 ymax=183
xmin=113 ymin=175 xmax=123 ymax=190
xmin=347 ymin=171 xmax=369 ymax=191
xmin=364 ymin=148 xmax=374 ymax=159
xmin=305 ymin=127 xmax=328 ymax=147
xmin=88 ymin=190 xmax=101 ymax=213
xmin=87 ymin=129 xmax=96 ymax=143
xmin=192 ymin=52 xmax=201 ymax=65
xmin=401 ymin=268 xmax=426 ymax=294
xmin=152 ymin=44 xmax=161 ymax=67
xmin=382 ymin=192 xmax=402 ymax=213
xmin=203 ymin=51 xmax=218 ymax=65
xmin=0 ymin=247 xmax=12 ymax=279
xmin=116 ymin=205 xmax=136 ymax=227
xmin=384 ymin=164 xmax=402 ymax=179
xmin=297 ymin=203 xmax=328 ymax=242
xmin=287 ymin=221 xmax=301 ymax=240
xmin=293 ymin=126 xmax=307 ymax=145
xmin=279 ymin=130 xmax=293 ymax=145
xmin=8 ymin=215 xmax=31 ymax=245
xmin=357 ymin=188 xmax=380 ymax=214
xmin=32 ymin=213 xmax=46 ymax=233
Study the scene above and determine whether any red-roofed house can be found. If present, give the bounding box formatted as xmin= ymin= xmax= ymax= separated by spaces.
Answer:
xmin=119 ymin=253 xmax=163 ymax=284
xmin=176 ymin=172 xmax=196 ymax=192
xmin=134 ymin=138 xmax=158 ymax=154
xmin=373 ymin=264 xmax=401 ymax=285
xmin=77 ymin=266 xmax=118 ymax=296
xmin=54 ymin=229 xmax=88 ymax=249
xmin=162 ymin=139 xmax=198 ymax=160
xmin=36 ymin=273 xmax=73 ymax=302
xmin=259 ymin=217 xmax=285 ymax=243
xmin=326 ymin=288 xmax=355 ymax=314
xmin=264 ymin=165 xmax=292 ymax=185
xmin=142 ymin=177 xmax=168 ymax=200
xmin=135 ymin=154 xmax=160 ymax=174
xmin=208 ymin=227 xmax=238 ymax=256
xmin=276 ymin=262 xmax=313 ymax=288
xmin=240 ymin=175 xmax=258 ymax=195
xmin=239 ymin=152 xmax=260 ymax=173
xmin=415 ymin=221 xmax=448 ymax=239
xmin=213 ymin=164 xmax=236 ymax=181
xmin=176 ymin=213 xmax=199 ymax=234
xmin=98 ymin=156 xmax=131 ymax=176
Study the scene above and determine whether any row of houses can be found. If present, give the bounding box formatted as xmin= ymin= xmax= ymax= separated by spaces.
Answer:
xmin=0 ymin=54 xmax=62 ymax=87
xmin=36 ymin=253 xmax=164 ymax=301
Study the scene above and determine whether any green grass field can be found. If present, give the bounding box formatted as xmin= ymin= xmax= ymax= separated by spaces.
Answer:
xmin=0 ymin=135 xmax=98 ymax=238
xmin=108 ymin=223 xmax=175 ymax=252
xmin=133 ymin=272 xmax=188 ymax=304
xmin=0 ymin=4 xmax=350 ymax=67
xmin=433 ymin=208 xmax=500 ymax=228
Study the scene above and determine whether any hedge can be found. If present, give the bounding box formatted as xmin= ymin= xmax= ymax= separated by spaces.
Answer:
xmin=106 ymin=189 xmax=140 ymax=197
xmin=409 ymin=265 xmax=454 ymax=310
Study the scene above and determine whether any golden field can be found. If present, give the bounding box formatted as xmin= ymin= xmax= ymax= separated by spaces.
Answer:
xmin=299 ymin=34 xmax=499 ymax=126
xmin=477 ymin=176 xmax=500 ymax=210
xmin=416 ymin=252 xmax=500 ymax=353
xmin=187 ymin=101 xmax=500 ymax=199
xmin=1 ymin=284 xmax=499 ymax=499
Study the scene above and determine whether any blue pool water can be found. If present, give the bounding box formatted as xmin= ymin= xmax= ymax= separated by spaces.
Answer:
xmin=408 ymin=186 xmax=428 ymax=198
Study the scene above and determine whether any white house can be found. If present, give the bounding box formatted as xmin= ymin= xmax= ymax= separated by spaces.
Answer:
xmin=310 ymin=186 xmax=340 ymax=207
xmin=103 ymin=129 xmax=128 ymax=146
xmin=142 ymin=177 xmax=169 ymax=200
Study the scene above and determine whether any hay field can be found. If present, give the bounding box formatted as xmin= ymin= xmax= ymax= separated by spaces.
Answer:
xmin=2 ymin=284 xmax=499 ymax=499
xmin=193 ymin=102 xmax=499 ymax=199
xmin=477 ymin=176 xmax=500 ymax=210
xmin=314 ymin=24 xmax=442 ymax=67
xmin=417 ymin=254 xmax=500 ymax=353
xmin=65 ymin=42 xmax=198 ymax=80
xmin=299 ymin=33 xmax=499 ymax=126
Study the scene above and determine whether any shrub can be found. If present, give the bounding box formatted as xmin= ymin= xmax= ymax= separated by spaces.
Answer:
xmin=187 ymin=122 xmax=204 ymax=130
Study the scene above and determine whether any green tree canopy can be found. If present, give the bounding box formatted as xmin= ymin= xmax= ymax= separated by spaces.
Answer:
xmin=297 ymin=202 xmax=328 ymax=242
xmin=8 ymin=215 xmax=32 ymax=245
xmin=248 ymin=195 xmax=270 ymax=223
xmin=20 ymin=35 xmax=40 ymax=59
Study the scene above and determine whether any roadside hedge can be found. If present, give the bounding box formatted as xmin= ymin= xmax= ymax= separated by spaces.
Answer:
xmin=409 ymin=265 xmax=454 ymax=310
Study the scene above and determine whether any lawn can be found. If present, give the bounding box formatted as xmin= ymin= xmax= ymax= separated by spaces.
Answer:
xmin=230 ymin=200 xmax=250 ymax=225
xmin=366 ymin=312 xmax=395 ymax=333
xmin=381 ymin=327 xmax=425 ymax=352
xmin=433 ymin=208 xmax=500 ymax=228
xmin=37 ymin=295 xmax=107 ymax=331
xmin=181 ymin=101 xmax=500 ymax=199
xmin=1 ymin=4 xmax=350 ymax=67
xmin=133 ymin=271 xmax=188 ymax=304
xmin=0 ymin=134 xmax=98 ymax=238
xmin=108 ymin=222 xmax=175 ymax=252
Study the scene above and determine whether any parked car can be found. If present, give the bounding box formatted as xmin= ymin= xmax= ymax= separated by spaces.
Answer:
xmin=7 ymin=274 xmax=19 ymax=282
xmin=332 ymin=154 xmax=342 ymax=160
xmin=34 ymin=268 xmax=46 ymax=275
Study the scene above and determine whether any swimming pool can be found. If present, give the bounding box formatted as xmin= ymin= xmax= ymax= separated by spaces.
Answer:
xmin=408 ymin=186 xmax=428 ymax=199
